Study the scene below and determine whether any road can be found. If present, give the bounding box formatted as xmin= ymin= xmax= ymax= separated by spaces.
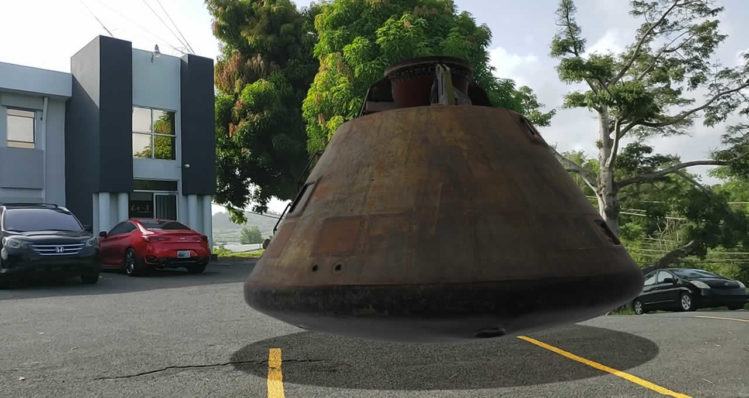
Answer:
xmin=0 ymin=260 xmax=746 ymax=397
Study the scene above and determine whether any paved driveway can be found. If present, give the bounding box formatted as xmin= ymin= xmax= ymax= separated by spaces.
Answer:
xmin=0 ymin=261 xmax=746 ymax=397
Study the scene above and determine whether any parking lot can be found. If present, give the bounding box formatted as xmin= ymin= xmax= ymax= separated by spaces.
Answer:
xmin=0 ymin=260 xmax=747 ymax=397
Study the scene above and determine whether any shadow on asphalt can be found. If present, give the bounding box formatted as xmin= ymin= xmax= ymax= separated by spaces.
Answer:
xmin=231 ymin=324 xmax=659 ymax=390
xmin=0 ymin=260 xmax=255 ymax=301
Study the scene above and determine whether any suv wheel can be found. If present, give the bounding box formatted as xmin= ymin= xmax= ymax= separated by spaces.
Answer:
xmin=679 ymin=292 xmax=695 ymax=311
xmin=123 ymin=249 xmax=143 ymax=276
xmin=81 ymin=271 xmax=99 ymax=284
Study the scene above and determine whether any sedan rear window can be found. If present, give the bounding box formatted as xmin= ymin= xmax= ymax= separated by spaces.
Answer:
xmin=3 ymin=208 xmax=83 ymax=232
xmin=139 ymin=220 xmax=190 ymax=231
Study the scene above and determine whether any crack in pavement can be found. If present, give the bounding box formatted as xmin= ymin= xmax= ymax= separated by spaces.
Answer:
xmin=94 ymin=358 xmax=324 ymax=380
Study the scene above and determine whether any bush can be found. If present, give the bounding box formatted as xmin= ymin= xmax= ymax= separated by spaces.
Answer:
xmin=240 ymin=225 xmax=264 ymax=244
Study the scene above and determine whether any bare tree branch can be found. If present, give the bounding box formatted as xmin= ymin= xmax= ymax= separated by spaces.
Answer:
xmin=605 ymin=119 xmax=622 ymax=168
xmin=611 ymin=0 xmax=683 ymax=85
xmin=550 ymin=147 xmax=600 ymax=196
xmin=618 ymin=159 xmax=729 ymax=188
xmin=647 ymin=239 xmax=698 ymax=270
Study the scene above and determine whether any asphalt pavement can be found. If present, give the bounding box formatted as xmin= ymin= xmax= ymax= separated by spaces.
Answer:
xmin=0 ymin=260 xmax=746 ymax=397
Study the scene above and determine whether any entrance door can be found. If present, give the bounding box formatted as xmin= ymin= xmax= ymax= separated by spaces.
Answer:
xmin=154 ymin=193 xmax=177 ymax=220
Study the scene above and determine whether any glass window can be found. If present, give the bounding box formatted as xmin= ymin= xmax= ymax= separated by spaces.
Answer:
xmin=133 ymin=179 xmax=178 ymax=191
xmin=132 ymin=107 xmax=151 ymax=133
xmin=656 ymin=271 xmax=673 ymax=283
xmin=6 ymin=108 xmax=35 ymax=149
xmin=3 ymin=208 xmax=83 ymax=232
xmin=643 ymin=272 xmax=657 ymax=286
xmin=132 ymin=133 xmax=152 ymax=158
xmin=132 ymin=107 xmax=175 ymax=160
xmin=672 ymin=269 xmax=719 ymax=279
xmin=140 ymin=220 xmax=190 ymax=230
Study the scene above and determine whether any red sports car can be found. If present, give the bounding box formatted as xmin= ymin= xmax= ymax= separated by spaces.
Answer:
xmin=98 ymin=219 xmax=210 ymax=276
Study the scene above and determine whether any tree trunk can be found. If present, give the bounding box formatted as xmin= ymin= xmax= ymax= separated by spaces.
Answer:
xmin=595 ymin=107 xmax=621 ymax=235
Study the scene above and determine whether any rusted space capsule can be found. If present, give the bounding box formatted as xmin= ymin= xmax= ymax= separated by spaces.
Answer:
xmin=245 ymin=56 xmax=643 ymax=342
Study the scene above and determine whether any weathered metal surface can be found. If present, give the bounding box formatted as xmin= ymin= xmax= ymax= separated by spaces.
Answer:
xmin=244 ymin=104 xmax=643 ymax=342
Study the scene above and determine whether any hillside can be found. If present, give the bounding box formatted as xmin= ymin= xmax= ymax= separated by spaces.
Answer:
xmin=212 ymin=211 xmax=281 ymax=244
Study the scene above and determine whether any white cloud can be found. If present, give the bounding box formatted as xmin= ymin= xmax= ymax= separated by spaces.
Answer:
xmin=488 ymin=46 xmax=539 ymax=86
xmin=585 ymin=29 xmax=624 ymax=55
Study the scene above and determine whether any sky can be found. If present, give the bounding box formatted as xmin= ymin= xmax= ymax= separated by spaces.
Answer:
xmin=1 ymin=0 xmax=747 ymax=214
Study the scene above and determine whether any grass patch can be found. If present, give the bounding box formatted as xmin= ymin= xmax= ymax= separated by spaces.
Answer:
xmin=213 ymin=246 xmax=264 ymax=260
xmin=609 ymin=305 xmax=635 ymax=315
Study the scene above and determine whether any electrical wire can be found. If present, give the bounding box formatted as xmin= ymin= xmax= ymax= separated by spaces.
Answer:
xmin=141 ymin=0 xmax=191 ymax=53
xmin=154 ymin=0 xmax=195 ymax=54
xmin=91 ymin=0 xmax=186 ymax=54
xmin=79 ymin=0 xmax=114 ymax=37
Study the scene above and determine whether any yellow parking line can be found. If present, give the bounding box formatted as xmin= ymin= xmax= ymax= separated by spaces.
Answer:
xmin=267 ymin=348 xmax=285 ymax=398
xmin=517 ymin=336 xmax=691 ymax=398
xmin=694 ymin=315 xmax=749 ymax=323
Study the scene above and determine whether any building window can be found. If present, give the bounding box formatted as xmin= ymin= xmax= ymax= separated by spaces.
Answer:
xmin=132 ymin=107 xmax=175 ymax=160
xmin=130 ymin=179 xmax=178 ymax=220
xmin=6 ymin=108 xmax=35 ymax=149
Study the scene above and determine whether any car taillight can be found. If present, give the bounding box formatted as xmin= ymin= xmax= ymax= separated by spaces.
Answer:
xmin=143 ymin=236 xmax=169 ymax=242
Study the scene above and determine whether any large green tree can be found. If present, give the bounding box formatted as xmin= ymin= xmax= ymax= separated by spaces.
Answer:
xmin=563 ymin=145 xmax=748 ymax=271
xmin=550 ymin=0 xmax=749 ymax=237
xmin=303 ymin=0 xmax=554 ymax=153
xmin=208 ymin=0 xmax=319 ymax=221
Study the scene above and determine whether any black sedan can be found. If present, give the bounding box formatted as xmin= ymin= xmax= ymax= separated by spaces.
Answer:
xmin=632 ymin=268 xmax=747 ymax=314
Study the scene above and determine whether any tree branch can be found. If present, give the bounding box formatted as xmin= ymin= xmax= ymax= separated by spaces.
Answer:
xmin=625 ymin=82 xmax=749 ymax=131
xmin=611 ymin=0 xmax=683 ymax=85
xmin=634 ymin=29 xmax=695 ymax=82
xmin=550 ymin=147 xmax=600 ymax=196
xmin=646 ymin=239 xmax=699 ymax=270
xmin=618 ymin=159 xmax=729 ymax=188
xmin=605 ymin=119 xmax=622 ymax=168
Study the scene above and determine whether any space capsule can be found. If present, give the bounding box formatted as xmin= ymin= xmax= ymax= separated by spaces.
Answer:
xmin=244 ymin=56 xmax=643 ymax=342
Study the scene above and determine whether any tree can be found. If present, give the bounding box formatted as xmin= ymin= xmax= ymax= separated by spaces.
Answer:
xmin=563 ymin=146 xmax=748 ymax=270
xmin=550 ymin=0 xmax=749 ymax=237
xmin=207 ymin=0 xmax=320 ymax=222
xmin=240 ymin=225 xmax=264 ymax=244
xmin=303 ymin=0 xmax=555 ymax=153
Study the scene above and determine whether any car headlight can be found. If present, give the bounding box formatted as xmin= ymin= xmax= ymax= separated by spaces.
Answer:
xmin=691 ymin=280 xmax=710 ymax=289
xmin=3 ymin=237 xmax=27 ymax=249
xmin=737 ymin=281 xmax=746 ymax=289
xmin=84 ymin=237 xmax=98 ymax=247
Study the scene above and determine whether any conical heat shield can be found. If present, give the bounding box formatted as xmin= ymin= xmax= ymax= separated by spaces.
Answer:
xmin=244 ymin=60 xmax=643 ymax=342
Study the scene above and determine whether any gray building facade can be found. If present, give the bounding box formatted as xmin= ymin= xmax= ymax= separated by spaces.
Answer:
xmin=0 ymin=36 xmax=215 ymax=243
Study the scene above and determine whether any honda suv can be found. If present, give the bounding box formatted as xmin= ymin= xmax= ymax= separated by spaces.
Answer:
xmin=0 ymin=204 xmax=99 ymax=284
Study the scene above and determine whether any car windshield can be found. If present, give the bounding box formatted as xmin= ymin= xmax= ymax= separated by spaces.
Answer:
xmin=672 ymin=269 xmax=720 ymax=279
xmin=3 ymin=208 xmax=83 ymax=232
xmin=139 ymin=220 xmax=191 ymax=231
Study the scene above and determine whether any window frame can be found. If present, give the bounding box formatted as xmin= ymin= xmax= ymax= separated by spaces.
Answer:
xmin=6 ymin=107 xmax=36 ymax=149
xmin=132 ymin=106 xmax=176 ymax=160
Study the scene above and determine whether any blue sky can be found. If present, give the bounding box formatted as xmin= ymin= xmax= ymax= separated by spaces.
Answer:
xmin=1 ymin=0 xmax=747 ymax=212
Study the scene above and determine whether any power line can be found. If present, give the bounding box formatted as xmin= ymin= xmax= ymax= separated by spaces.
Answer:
xmin=141 ymin=0 xmax=191 ymax=53
xmin=91 ymin=0 xmax=186 ymax=54
xmin=79 ymin=0 xmax=114 ymax=37
xmin=154 ymin=0 xmax=195 ymax=54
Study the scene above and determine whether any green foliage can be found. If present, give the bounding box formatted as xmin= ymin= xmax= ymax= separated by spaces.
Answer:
xmin=239 ymin=225 xmax=264 ymax=244
xmin=213 ymin=244 xmax=265 ymax=259
xmin=303 ymin=0 xmax=554 ymax=153
xmin=551 ymin=0 xmax=747 ymax=138
xmin=208 ymin=0 xmax=319 ymax=222
xmin=566 ymin=147 xmax=749 ymax=281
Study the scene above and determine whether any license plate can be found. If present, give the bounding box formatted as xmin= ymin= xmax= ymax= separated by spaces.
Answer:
xmin=177 ymin=250 xmax=192 ymax=258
